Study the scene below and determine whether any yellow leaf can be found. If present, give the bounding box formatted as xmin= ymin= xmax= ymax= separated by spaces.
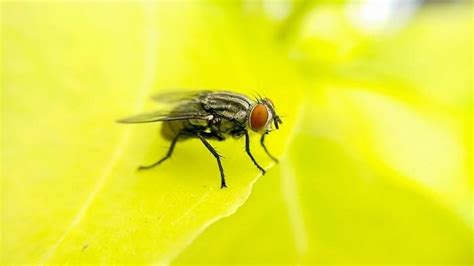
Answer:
xmin=3 ymin=2 xmax=303 ymax=263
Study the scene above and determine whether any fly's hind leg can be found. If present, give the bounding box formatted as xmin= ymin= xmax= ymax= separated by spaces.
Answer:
xmin=244 ymin=131 xmax=266 ymax=175
xmin=138 ymin=131 xmax=182 ymax=171
xmin=197 ymin=133 xmax=227 ymax=189
xmin=261 ymin=132 xmax=279 ymax=163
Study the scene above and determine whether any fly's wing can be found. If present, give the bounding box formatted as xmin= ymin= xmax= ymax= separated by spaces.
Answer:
xmin=117 ymin=111 xmax=210 ymax=124
xmin=118 ymin=90 xmax=213 ymax=123
xmin=151 ymin=90 xmax=212 ymax=104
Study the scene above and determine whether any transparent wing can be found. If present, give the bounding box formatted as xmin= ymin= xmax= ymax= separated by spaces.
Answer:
xmin=118 ymin=90 xmax=214 ymax=123
xmin=116 ymin=111 xmax=210 ymax=124
xmin=151 ymin=90 xmax=212 ymax=103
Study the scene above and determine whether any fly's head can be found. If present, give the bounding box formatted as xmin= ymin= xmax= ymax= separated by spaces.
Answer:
xmin=248 ymin=97 xmax=282 ymax=133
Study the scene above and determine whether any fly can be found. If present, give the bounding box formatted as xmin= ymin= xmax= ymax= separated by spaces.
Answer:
xmin=117 ymin=90 xmax=282 ymax=188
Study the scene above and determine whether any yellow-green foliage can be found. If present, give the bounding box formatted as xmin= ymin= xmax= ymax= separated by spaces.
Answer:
xmin=2 ymin=1 xmax=472 ymax=264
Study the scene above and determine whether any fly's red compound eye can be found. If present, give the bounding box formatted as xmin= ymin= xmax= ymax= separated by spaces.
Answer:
xmin=250 ymin=103 xmax=269 ymax=132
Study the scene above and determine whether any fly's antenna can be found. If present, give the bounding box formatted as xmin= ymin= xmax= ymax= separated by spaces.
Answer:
xmin=275 ymin=114 xmax=284 ymax=124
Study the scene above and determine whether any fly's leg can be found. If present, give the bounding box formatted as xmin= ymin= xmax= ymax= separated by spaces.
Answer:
xmin=244 ymin=131 xmax=266 ymax=175
xmin=197 ymin=133 xmax=227 ymax=189
xmin=260 ymin=132 xmax=279 ymax=163
xmin=200 ymin=131 xmax=225 ymax=141
xmin=138 ymin=132 xmax=182 ymax=171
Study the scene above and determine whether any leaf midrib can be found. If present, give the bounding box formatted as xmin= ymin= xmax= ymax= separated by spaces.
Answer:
xmin=38 ymin=4 xmax=158 ymax=264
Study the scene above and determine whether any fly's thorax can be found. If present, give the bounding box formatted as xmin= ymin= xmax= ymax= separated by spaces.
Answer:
xmin=200 ymin=92 xmax=252 ymax=124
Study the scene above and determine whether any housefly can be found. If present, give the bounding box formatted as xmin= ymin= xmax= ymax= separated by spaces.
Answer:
xmin=117 ymin=90 xmax=282 ymax=188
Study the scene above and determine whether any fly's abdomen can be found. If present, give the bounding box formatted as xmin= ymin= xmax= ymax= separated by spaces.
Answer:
xmin=161 ymin=120 xmax=188 ymax=141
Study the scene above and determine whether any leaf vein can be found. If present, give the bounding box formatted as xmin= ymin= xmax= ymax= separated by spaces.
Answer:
xmin=280 ymin=105 xmax=308 ymax=260
xmin=38 ymin=4 xmax=158 ymax=264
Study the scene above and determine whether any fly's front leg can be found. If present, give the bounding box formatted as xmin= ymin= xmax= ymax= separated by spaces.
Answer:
xmin=260 ymin=132 xmax=278 ymax=163
xmin=197 ymin=133 xmax=227 ymax=188
xmin=244 ymin=131 xmax=266 ymax=175
xmin=138 ymin=131 xmax=182 ymax=170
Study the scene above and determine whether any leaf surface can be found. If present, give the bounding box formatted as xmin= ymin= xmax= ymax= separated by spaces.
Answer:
xmin=2 ymin=2 xmax=303 ymax=263
xmin=174 ymin=4 xmax=473 ymax=264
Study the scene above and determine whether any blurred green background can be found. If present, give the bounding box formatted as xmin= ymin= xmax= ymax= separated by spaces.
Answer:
xmin=2 ymin=0 xmax=472 ymax=264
